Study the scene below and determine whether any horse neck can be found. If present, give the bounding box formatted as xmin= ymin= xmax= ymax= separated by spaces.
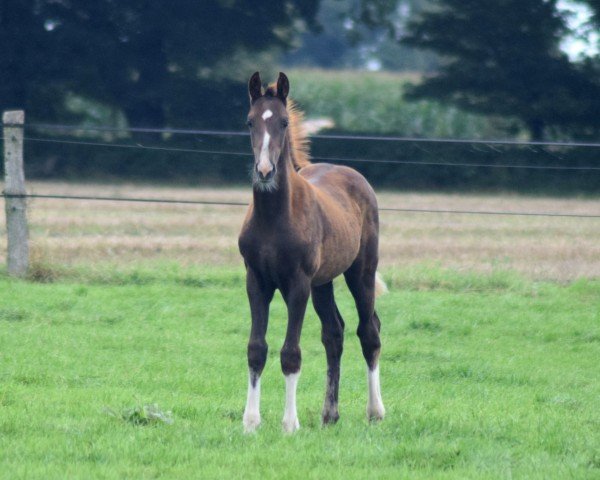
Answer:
xmin=252 ymin=134 xmax=295 ymax=222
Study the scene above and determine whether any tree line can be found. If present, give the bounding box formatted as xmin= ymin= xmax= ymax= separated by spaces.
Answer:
xmin=1 ymin=0 xmax=599 ymax=190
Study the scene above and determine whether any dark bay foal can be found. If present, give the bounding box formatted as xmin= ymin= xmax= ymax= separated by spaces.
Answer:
xmin=238 ymin=72 xmax=386 ymax=433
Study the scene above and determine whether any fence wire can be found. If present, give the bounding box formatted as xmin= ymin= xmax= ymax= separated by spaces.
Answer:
xmin=2 ymin=120 xmax=599 ymax=220
xmin=4 ymin=121 xmax=600 ymax=148
xmin=4 ymin=135 xmax=600 ymax=171
xmin=2 ymin=193 xmax=598 ymax=219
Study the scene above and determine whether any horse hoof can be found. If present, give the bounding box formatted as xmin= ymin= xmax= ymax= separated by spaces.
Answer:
xmin=243 ymin=412 xmax=261 ymax=433
xmin=282 ymin=416 xmax=300 ymax=433
xmin=321 ymin=409 xmax=340 ymax=425
xmin=367 ymin=403 xmax=385 ymax=422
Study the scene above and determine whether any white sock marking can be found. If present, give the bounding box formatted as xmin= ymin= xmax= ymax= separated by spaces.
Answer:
xmin=367 ymin=364 xmax=385 ymax=420
xmin=243 ymin=372 xmax=261 ymax=433
xmin=262 ymin=109 xmax=273 ymax=120
xmin=282 ymin=372 xmax=300 ymax=433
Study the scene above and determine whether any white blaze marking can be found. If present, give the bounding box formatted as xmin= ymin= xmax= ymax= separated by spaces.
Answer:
xmin=367 ymin=364 xmax=385 ymax=420
xmin=257 ymin=131 xmax=272 ymax=177
xmin=243 ymin=372 xmax=261 ymax=433
xmin=282 ymin=372 xmax=300 ymax=433
xmin=262 ymin=109 xmax=273 ymax=120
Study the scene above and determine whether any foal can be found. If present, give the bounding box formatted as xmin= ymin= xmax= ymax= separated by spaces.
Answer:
xmin=238 ymin=72 xmax=386 ymax=433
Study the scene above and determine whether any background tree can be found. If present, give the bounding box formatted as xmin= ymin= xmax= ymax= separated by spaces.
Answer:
xmin=588 ymin=0 xmax=600 ymax=21
xmin=283 ymin=0 xmax=439 ymax=71
xmin=585 ymin=0 xmax=600 ymax=56
xmin=401 ymin=0 xmax=600 ymax=139
xmin=0 ymin=0 xmax=319 ymax=130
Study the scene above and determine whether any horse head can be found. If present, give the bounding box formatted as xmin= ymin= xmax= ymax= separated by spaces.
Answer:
xmin=246 ymin=72 xmax=290 ymax=190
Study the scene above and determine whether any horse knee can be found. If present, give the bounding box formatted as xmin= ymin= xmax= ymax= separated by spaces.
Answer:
xmin=280 ymin=344 xmax=302 ymax=375
xmin=248 ymin=340 xmax=268 ymax=375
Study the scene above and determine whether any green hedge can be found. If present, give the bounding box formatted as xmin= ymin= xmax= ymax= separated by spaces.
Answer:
xmin=287 ymin=69 xmax=519 ymax=139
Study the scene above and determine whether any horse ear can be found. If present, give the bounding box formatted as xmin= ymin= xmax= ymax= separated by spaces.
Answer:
xmin=276 ymin=72 xmax=289 ymax=102
xmin=248 ymin=72 xmax=263 ymax=103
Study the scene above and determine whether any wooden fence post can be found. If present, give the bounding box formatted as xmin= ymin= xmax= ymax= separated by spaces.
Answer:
xmin=3 ymin=110 xmax=29 ymax=277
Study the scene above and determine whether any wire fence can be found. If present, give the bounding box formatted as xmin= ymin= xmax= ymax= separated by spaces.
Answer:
xmin=2 ymin=120 xmax=599 ymax=220
xmin=2 ymin=193 xmax=599 ymax=219
xmin=6 ymin=135 xmax=600 ymax=171
xmin=5 ymin=121 xmax=600 ymax=148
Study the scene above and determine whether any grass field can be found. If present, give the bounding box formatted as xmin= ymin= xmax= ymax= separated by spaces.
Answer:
xmin=1 ymin=182 xmax=599 ymax=478
xmin=1 ymin=268 xmax=599 ymax=478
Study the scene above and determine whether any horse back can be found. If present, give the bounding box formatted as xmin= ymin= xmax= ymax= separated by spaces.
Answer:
xmin=299 ymin=163 xmax=379 ymax=223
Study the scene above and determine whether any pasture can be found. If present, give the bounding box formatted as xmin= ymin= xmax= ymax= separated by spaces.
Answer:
xmin=1 ymin=182 xmax=599 ymax=478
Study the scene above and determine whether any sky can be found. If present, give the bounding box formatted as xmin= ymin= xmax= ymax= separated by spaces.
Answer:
xmin=557 ymin=0 xmax=599 ymax=59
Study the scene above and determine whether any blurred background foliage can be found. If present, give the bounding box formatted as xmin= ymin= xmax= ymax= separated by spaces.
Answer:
xmin=1 ymin=0 xmax=599 ymax=191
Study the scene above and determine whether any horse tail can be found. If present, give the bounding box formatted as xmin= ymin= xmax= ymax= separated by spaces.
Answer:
xmin=375 ymin=272 xmax=388 ymax=298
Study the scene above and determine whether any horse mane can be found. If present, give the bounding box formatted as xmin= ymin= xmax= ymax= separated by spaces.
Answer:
xmin=265 ymin=84 xmax=311 ymax=171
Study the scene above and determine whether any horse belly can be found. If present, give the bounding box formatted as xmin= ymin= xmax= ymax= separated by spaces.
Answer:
xmin=312 ymin=232 xmax=360 ymax=286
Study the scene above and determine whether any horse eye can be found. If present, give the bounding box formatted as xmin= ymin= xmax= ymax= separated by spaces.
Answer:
xmin=246 ymin=119 xmax=253 ymax=128
xmin=281 ymin=119 xmax=289 ymax=128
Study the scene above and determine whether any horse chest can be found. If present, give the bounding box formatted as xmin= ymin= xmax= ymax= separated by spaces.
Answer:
xmin=239 ymin=228 xmax=316 ymax=277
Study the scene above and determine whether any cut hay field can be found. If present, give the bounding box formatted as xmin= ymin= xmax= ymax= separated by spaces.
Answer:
xmin=1 ymin=182 xmax=599 ymax=479
xmin=3 ymin=181 xmax=599 ymax=281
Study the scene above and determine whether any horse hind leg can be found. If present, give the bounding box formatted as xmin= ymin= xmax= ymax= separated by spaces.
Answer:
xmin=344 ymin=259 xmax=386 ymax=421
xmin=311 ymin=281 xmax=345 ymax=425
xmin=365 ymin=311 xmax=384 ymax=421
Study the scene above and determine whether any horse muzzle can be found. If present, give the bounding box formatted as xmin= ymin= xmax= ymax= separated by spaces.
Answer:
xmin=256 ymin=162 xmax=276 ymax=182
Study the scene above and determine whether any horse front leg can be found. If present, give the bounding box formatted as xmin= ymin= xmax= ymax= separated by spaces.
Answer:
xmin=243 ymin=267 xmax=275 ymax=433
xmin=280 ymin=275 xmax=311 ymax=433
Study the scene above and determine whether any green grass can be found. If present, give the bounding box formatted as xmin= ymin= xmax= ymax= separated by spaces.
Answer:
xmin=1 ymin=266 xmax=599 ymax=479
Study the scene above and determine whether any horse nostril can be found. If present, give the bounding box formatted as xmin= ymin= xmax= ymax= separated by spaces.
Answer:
xmin=257 ymin=166 xmax=275 ymax=181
